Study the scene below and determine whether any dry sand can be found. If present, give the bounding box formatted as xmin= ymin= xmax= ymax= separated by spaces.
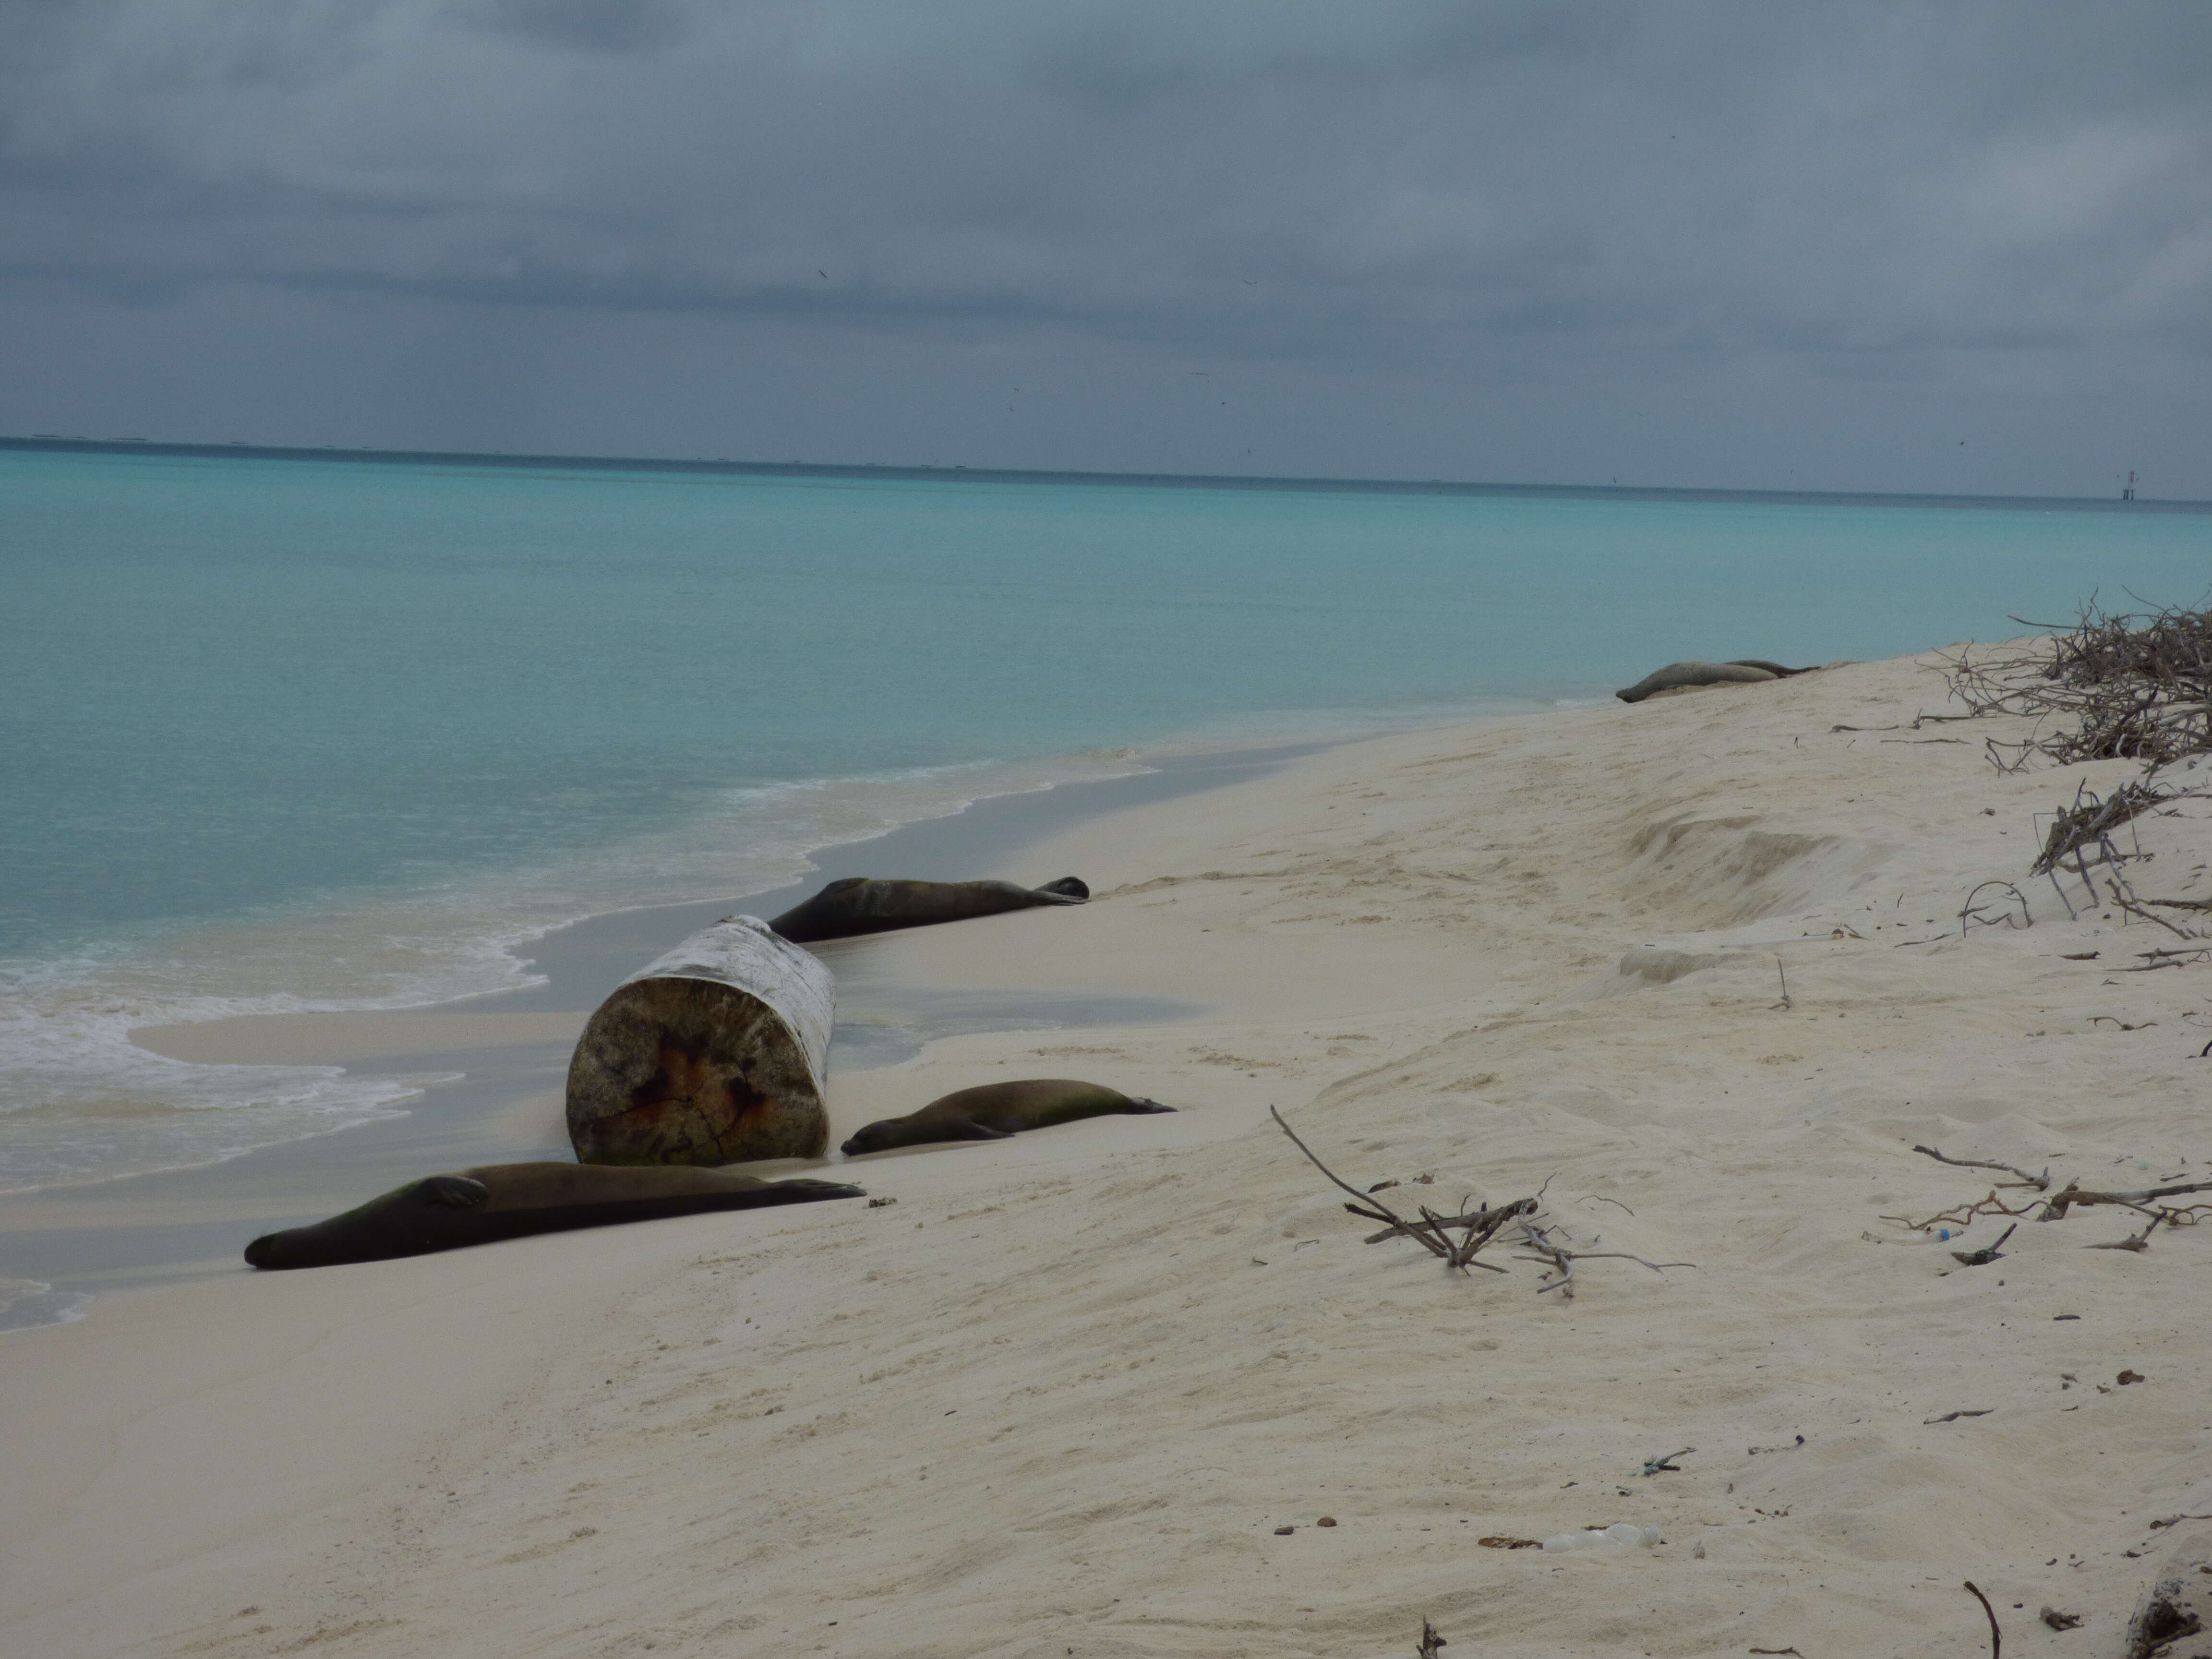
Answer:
xmin=6 ymin=648 xmax=2211 ymax=1658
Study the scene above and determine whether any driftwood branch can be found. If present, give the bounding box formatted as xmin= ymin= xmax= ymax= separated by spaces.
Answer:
xmin=2104 ymin=878 xmax=2201 ymax=939
xmin=1272 ymin=1107 xmax=1681 ymax=1291
xmin=1893 ymin=1142 xmax=2212 ymax=1243
xmin=1880 ymin=1188 xmax=2045 ymax=1234
xmin=2042 ymin=1178 xmax=2212 ymax=1219
xmin=2085 ymin=1215 xmax=2165 ymax=1252
xmin=1964 ymin=1580 xmax=2002 ymax=1659
xmin=1512 ymin=1216 xmax=1697 ymax=1298
xmin=1273 ymin=1106 xmax=1515 ymax=1273
xmin=1960 ymin=880 xmax=2032 ymax=936
xmin=1911 ymin=1144 xmax=2050 ymax=1190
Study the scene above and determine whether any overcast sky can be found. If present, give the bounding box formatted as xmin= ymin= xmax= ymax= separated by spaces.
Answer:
xmin=2 ymin=0 xmax=2207 ymax=495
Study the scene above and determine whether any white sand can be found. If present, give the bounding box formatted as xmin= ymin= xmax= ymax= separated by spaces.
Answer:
xmin=7 ymin=648 xmax=2212 ymax=1658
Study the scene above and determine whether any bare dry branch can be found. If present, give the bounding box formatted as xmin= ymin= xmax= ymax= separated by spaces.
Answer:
xmin=1964 ymin=1579 xmax=2002 ymax=1659
xmin=1911 ymin=1144 xmax=2051 ymax=1190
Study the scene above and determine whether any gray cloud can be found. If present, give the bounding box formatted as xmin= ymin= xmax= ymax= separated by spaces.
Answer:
xmin=2 ymin=1 xmax=2207 ymax=491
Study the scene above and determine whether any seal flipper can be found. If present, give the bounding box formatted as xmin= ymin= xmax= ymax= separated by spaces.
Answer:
xmin=1035 ymin=876 xmax=1089 ymax=901
xmin=762 ymin=1178 xmax=867 ymax=1201
xmin=418 ymin=1175 xmax=491 ymax=1208
xmin=1121 ymin=1097 xmax=1175 ymax=1114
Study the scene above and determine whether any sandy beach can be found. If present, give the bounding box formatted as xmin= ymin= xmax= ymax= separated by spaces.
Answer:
xmin=5 ymin=646 xmax=2210 ymax=1658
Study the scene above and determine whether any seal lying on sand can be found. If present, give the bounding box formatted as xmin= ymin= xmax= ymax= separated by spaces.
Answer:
xmin=840 ymin=1078 xmax=1172 ymax=1157
xmin=243 ymin=1162 xmax=863 ymax=1270
xmin=769 ymin=876 xmax=1089 ymax=944
xmin=1615 ymin=661 xmax=1812 ymax=703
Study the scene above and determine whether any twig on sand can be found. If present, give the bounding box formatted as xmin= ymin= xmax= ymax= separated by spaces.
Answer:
xmin=1964 ymin=1580 xmax=2002 ymax=1658
xmin=1272 ymin=1106 xmax=1686 ymax=1290
xmin=2032 ymin=781 xmax=2178 ymax=875
xmin=1890 ymin=1143 xmax=2212 ymax=1243
xmin=1880 ymin=1187 xmax=2044 ymax=1235
xmin=2085 ymin=1215 xmax=2165 ymax=1252
xmin=1771 ymin=956 xmax=1793 ymax=1009
xmin=1513 ymin=1216 xmax=1698 ymax=1298
xmin=1416 ymin=1618 xmax=1447 ymax=1658
xmin=1911 ymin=1144 xmax=2050 ymax=1190
xmin=1960 ymin=880 xmax=2032 ymax=936
xmin=1271 ymin=1106 xmax=1515 ymax=1273
xmin=2041 ymin=1178 xmax=2212 ymax=1219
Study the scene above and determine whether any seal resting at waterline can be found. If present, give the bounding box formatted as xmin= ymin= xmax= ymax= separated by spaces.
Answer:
xmin=1614 ymin=660 xmax=1812 ymax=703
xmin=840 ymin=1078 xmax=1173 ymax=1157
xmin=768 ymin=876 xmax=1090 ymax=944
xmin=242 ymin=1162 xmax=864 ymax=1270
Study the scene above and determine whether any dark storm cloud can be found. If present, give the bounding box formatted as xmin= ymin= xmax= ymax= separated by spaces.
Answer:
xmin=1 ymin=1 xmax=2207 ymax=488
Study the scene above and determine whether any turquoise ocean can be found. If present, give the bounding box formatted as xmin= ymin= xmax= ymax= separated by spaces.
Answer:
xmin=3 ymin=445 xmax=2207 ymax=1198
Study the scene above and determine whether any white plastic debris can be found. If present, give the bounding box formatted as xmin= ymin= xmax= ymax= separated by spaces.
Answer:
xmin=1542 ymin=1525 xmax=1660 ymax=1554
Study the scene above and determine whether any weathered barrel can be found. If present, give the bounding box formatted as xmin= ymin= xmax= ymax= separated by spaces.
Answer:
xmin=565 ymin=916 xmax=834 ymax=1166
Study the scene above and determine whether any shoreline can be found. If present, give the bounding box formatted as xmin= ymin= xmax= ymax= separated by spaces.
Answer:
xmin=0 ymin=741 xmax=1330 ymax=1315
xmin=7 ymin=646 xmax=2212 ymax=1656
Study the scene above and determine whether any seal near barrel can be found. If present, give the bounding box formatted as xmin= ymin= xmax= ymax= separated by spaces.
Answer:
xmin=242 ymin=1162 xmax=864 ymax=1270
xmin=768 ymin=876 xmax=1089 ymax=944
xmin=840 ymin=1078 xmax=1173 ymax=1157
xmin=1614 ymin=661 xmax=1812 ymax=703
xmin=566 ymin=916 xmax=835 ymax=1166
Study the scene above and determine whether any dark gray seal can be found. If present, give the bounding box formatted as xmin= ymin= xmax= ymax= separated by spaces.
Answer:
xmin=768 ymin=876 xmax=1089 ymax=944
xmin=242 ymin=1162 xmax=863 ymax=1270
xmin=1615 ymin=661 xmax=1811 ymax=703
xmin=840 ymin=1078 xmax=1172 ymax=1157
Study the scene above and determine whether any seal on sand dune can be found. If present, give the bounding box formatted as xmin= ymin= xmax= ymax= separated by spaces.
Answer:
xmin=1614 ymin=661 xmax=1812 ymax=703
xmin=840 ymin=1078 xmax=1173 ymax=1157
xmin=242 ymin=1162 xmax=863 ymax=1270
xmin=768 ymin=876 xmax=1089 ymax=944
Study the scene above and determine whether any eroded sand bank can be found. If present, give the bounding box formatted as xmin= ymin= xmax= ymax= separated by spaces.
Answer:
xmin=6 ymin=647 xmax=2210 ymax=1659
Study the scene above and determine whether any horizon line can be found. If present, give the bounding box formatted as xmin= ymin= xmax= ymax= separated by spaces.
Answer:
xmin=3 ymin=433 xmax=2200 ymax=514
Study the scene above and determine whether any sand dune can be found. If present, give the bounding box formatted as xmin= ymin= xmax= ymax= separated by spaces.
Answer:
xmin=6 ymin=647 xmax=2210 ymax=1658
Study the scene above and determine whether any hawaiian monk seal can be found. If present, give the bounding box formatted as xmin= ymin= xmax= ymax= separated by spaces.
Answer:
xmin=242 ymin=1162 xmax=862 ymax=1270
xmin=840 ymin=1078 xmax=1172 ymax=1157
xmin=769 ymin=876 xmax=1089 ymax=944
xmin=1615 ymin=661 xmax=1811 ymax=703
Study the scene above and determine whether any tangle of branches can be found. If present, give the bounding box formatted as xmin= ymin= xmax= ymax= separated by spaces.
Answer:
xmin=1940 ymin=601 xmax=2212 ymax=772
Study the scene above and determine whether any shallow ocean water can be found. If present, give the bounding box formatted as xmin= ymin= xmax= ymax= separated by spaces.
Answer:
xmin=2 ymin=445 xmax=2206 ymax=1190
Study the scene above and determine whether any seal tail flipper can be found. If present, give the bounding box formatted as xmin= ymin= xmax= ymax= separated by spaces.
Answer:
xmin=1034 ymin=876 xmax=1089 ymax=901
xmin=756 ymin=1179 xmax=866 ymax=1203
